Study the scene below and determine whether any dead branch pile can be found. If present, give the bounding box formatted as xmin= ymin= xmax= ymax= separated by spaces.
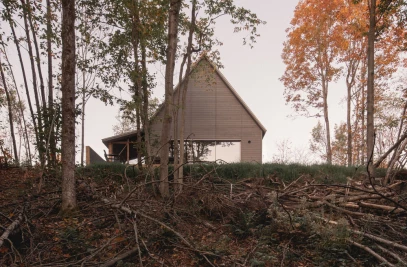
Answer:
xmin=1 ymin=166 xmax=407 ymax=266
xmin=233 ymin=174 xmax=407 ymax=266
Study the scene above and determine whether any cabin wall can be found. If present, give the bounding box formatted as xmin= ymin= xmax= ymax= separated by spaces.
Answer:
xmin=150 ymin=60 xmax=263 ymax=163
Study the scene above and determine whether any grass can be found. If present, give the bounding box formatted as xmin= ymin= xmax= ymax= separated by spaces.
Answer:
xmin=79 ymin=162 xmax=386 ymax=184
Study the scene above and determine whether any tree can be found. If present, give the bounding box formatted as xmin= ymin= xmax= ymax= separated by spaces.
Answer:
xmin=61 ymin=0 xmax=77 ymax=212
xmin=309 ymin=121 xmax=329 ymax=162
xmin=0 ymin=54 xmax=18 ymax=165
xmin=331 ymin=122 xmax=348 ymax=165
xmin=159 ymin=0 xmax=182 ymax=197
xmin=281 ymin=0 xmax=344 ymax=164
xmin=363 ymin=0 xmax=406 ymax=176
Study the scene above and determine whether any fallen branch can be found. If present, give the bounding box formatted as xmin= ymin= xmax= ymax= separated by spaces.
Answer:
xmin=323 ymin=201 xmax=365 ymax=217
xmin=376 ymin=244 xmax=407 ymax=266
xmin=351 ymin=230 xmax=407 ymax=252
xmin=100 ymin=248 xmax=139 ymax=267
xmin=358 ymin=201 xmax=405 ymax=214
xmin=0 ymin=212 xmax=23 ymax=248
xmin=348 ymin=239 xmax=394 ymax=266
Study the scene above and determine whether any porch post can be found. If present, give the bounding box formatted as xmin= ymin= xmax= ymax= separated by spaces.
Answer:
xmin=126 ymin=139 xmax=130 ymax=164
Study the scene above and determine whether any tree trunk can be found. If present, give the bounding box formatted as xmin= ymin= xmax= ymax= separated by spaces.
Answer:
xmin=130 ymin=0 xmax=143 ymax=168
xmin=347 ymin=80 xmax=352 ymax=166
xmin=5 ymin=3 xmax=39 ymax=163
xmin=160 ymin=0 xmax=182 ymax=197
xmin=383 ymin=101 xmax=407 ymax=184
xmin=24 ymin=0 xmax=47 ymax=109
xmin=61 ymin=0 xmax=77 ymax=212
xmin=81 ymin=70 xmax=86 ymax=167
xmin=1 ymin=43 xmax=32 ymax=165
xmin=21 ymin=0 xmax=45 ymax=166
xmin=345 ymin=56 xmax=359 ymax=167
xmin=322 ymin=79 xmax=332 ymax=164
xmin=360 ymin=62 xmax=367 ymax=166
xmin=47 ymin=0 xmax=56 ymax=167
xmin=179 ymin=0 xmax=197 ymax=189
xmin=0 ymin=56 xmax=19 ymax=165
xmin=141 ymin=41 xmax=151 ymax=163
xmin=366 ymin=0 xmax=376 ymax=176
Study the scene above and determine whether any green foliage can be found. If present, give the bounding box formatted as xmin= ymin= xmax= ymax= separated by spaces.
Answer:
xmin=77 ymin=162 xmax=140 ymax=182
xmin=80 ymin=162 xmax=386 ymax=185
xmin=184 ymin=162 xmax=385 ymax=183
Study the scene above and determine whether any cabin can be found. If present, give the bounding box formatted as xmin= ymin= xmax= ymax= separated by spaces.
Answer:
xmin=92 ymin=56 xmax=266 ymax=165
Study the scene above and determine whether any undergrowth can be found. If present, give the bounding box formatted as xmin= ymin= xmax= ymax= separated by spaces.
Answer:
xmin=79 ymin=162 xmax=386 ymax=184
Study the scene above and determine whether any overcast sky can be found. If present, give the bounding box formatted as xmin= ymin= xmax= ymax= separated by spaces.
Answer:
xmin=84 ymin=0 xmax=348 ymax=163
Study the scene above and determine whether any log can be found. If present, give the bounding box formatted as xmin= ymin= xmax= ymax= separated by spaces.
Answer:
xmin=358 ymin=202 xmax=405 ymax=214
xmin=0 ymin=212 xmax=23 ymax=248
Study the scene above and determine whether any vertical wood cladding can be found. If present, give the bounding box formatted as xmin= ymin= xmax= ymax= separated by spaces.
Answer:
xmin=150 ymin=59 xmax=265 ymax=163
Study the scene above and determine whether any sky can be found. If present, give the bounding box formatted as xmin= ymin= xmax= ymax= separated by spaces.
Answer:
xmin=83 ymin=0 xmax=348 ymax=163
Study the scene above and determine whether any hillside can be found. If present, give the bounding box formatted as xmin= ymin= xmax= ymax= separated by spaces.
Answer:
xmin=0 ymin=163 xmax=406 ymax=266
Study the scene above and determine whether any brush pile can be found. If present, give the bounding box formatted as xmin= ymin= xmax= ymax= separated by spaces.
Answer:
xmin=0 ymin=165 xmax=406 ymax=266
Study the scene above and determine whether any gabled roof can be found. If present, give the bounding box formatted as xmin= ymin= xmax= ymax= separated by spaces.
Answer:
xmin=102 ymin=54 xmax=267 ymax=146
xmin=190 ymin=55 xmax=267 ymax=136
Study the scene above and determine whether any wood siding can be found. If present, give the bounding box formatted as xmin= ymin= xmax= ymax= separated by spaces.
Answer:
xmin=150 ymin=59 xmax=264 ymax=163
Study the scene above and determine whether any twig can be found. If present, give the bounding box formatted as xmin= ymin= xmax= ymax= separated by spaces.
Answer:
xmin=78 ymin=234 xmax=119 ymax=266
xmin=132 ymin=216 xmax=143 ymax=267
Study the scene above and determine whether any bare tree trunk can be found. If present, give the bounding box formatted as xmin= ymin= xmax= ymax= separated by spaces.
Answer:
xmin=383 ymin=101 xmax=407 ymax=184
xmin=61 ymin=0 xmax=77 ymax=212
xmin=178 ymin=0 xmax=197 ymax=189
xmin=24 ymin=0 xmax=50 ymax=164
xmin=322 ymin=80 xmax=332 ymax=164
xmin=345 ymin=56 xmax=359 ymax=167
xmin=367 ymin=0 xmax=376 ymax=176
xmin=47 ymin=0 xmax=56 ymax=166
xmin=5 ymin=3 xmax=39 ymax=162
xmin=24 ymin=0 xmax=47 ymax=109
xmin=130 ymin=0 xmax=143 ymax=168
xmin=141 ymin=41 xmax=151 ymax=163
xmin=21 ymin=0 xmax=45 ymax=166
xmin=1 ymin=43 xmax=32 ymax=164
xmin=0 ymin=56 xmax=19 ymax=165
xmin=81 ymin=70 xmax=86 ymax=167
xmin=160 ymin=0 xmax=182 ymax=197
xmin=360 ymin=62 xmax=367 ymax=166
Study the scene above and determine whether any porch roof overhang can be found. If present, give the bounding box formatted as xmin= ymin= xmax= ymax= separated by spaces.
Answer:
xmin=102 ymin=130 xmax=142 ymax=147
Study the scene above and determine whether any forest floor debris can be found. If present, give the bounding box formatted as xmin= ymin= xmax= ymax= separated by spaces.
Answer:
xmin=0 ymin=165 xmax=406 ymax=266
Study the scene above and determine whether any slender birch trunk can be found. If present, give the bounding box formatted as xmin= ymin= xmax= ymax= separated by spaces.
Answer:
xmin=141 ymin=41 xmax=151 ymax=163
xmin=5 ymin=3 xmax=39 ymax=161
xmin=160 ymin=0 xmax=182 ymax=197
xmin=0 ymin=56 xmax=19 ymax=165
xmin=47 ymin=0 xmax=56 ymax=166
xmin=1 ymin=43 xmax=32 ymax=164
xmin=21 ymin=0 xmax=45 ymax=165
xmin=178 ymin=0 xmax=197 ymax=188
xmin=131 ymin=0 xmax=143 ymax=168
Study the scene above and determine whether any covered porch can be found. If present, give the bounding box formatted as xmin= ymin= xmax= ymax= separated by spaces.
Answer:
xmin=101 ymin=130 xmax=241 ymax=164
xmin=102 ymin=130 xmax=143 ymax=163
